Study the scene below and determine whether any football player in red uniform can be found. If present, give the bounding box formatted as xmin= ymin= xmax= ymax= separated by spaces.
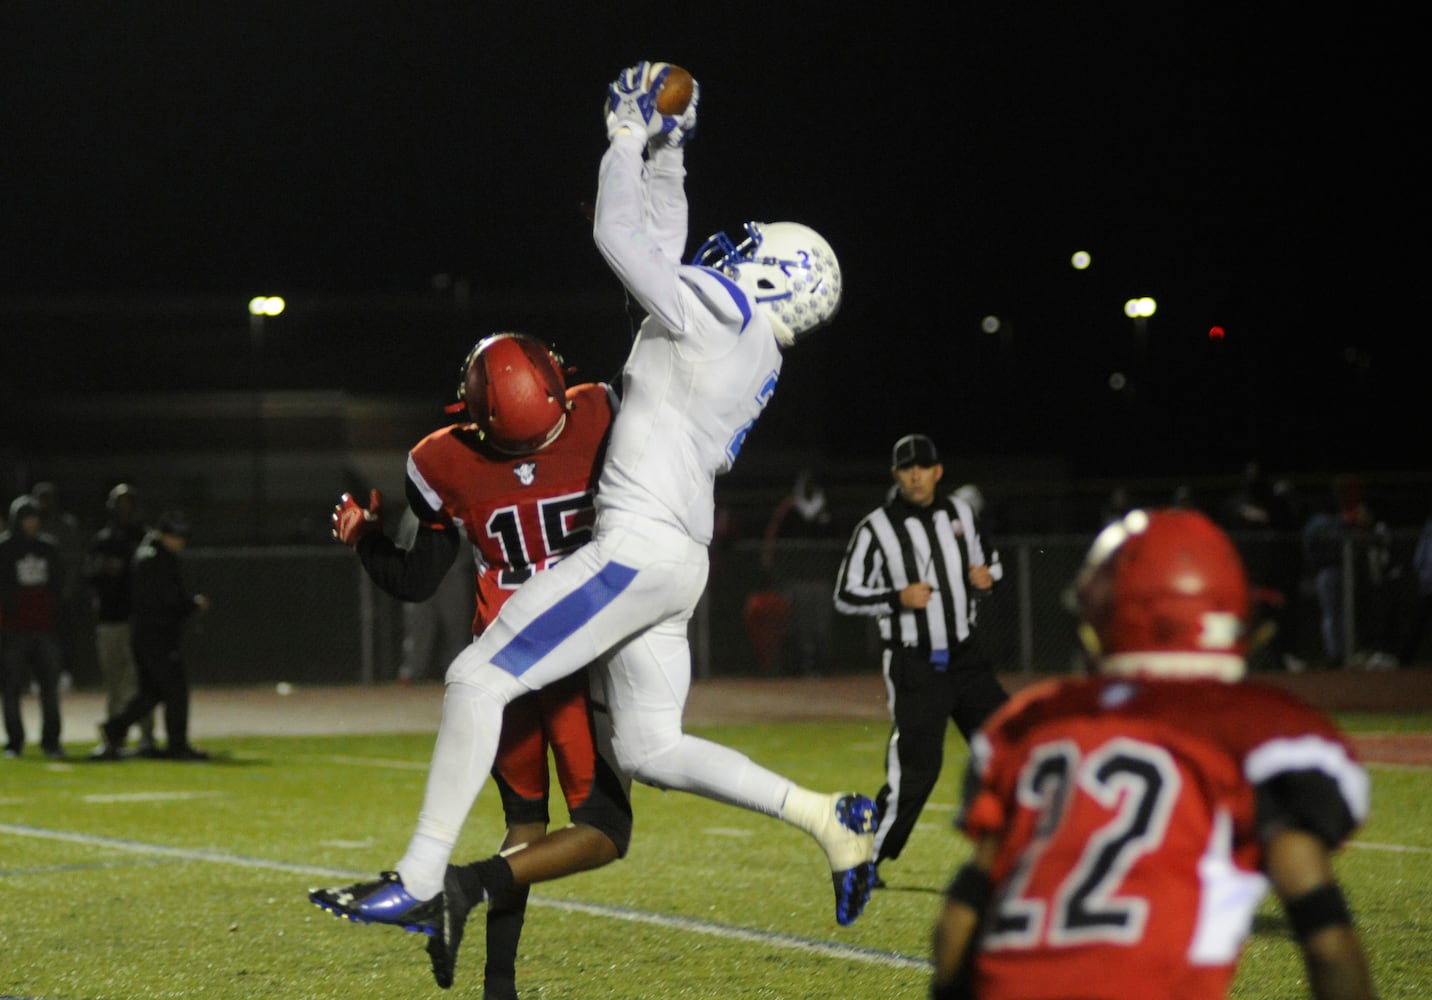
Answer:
xmin=931 ymin=508 xmax=1375 ymax=1000
xmin=314 ymin=332 xmax=630 ymax=998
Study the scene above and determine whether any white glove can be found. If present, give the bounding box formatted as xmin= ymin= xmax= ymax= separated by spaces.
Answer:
xmin=604 ymin=61 xmax=680 ymax=142
xmin=660 ymin=78 xmax=700 ymax=148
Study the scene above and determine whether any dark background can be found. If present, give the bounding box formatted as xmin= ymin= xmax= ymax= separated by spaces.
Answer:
xmin=1 ymin=4 xmax=1425 ymax=500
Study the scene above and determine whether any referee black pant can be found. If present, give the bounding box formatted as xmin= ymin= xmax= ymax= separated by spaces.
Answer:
xmin=872 ymin=643 xmax=1008 ymax=866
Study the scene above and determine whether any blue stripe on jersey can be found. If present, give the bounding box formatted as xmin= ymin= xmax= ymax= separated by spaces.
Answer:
xmin=695 ymin=266 xmax=754 ymax=333
xmin=491 ymin=561 xmax=639 ymax=676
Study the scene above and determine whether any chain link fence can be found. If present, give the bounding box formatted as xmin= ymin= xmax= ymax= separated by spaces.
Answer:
xmin=152 ymin=527 xmax=1424 ymax=689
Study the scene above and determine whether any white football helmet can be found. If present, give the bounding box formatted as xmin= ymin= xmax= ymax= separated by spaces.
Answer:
xmin=694 ymin=221 xmax=842 ymax=345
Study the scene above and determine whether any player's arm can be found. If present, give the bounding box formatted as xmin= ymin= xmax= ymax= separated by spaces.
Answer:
xmin=644 ymin=85 xmax=693 ymax=262
xmin=332 ymin=488 xmax=460 ymax=602
xmin=930 ymin=836 xmax=997 ymax=1000
xmin=593 ymin=67 xmax=690 ymax=331
xmin=355 ymin=521 xmax=460 ymax=603
xmin=1265 ymin=828 xmax=1376 ymax=1000
xmin=1255 ymin=733 xmax=1376 ymax=1000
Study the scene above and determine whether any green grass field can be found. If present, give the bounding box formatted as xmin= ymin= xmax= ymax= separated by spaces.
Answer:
xmin=2 ymin=716 xmax=1429 ymax=998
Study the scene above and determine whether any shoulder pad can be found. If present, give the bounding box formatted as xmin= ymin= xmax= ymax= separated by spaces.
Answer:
xmin=678 ymin=265 xmax=754 ymax=330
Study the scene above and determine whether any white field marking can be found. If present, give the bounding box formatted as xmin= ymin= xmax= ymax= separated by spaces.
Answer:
xmin=1365 ymin=762 xmax=1432 ymax=773
xmin=83 ymin=791 xmax=223 ymax=804
xmin=538 ymin=897 xmax=931 ymax=970
xmin=703 ymin=827 xmax=756 ymax=838
xmin=322 ymin=755 xmax=429 ymax=771
xmin=318 ymin=839 xmax=377 ymax=849
xmin=1352 ymin=841 xmax=1432 ymax=854
xmin=0 ymin=822 xmax=930 ymax=971
xmin=0 ymin=822 xmax=358 ymax=879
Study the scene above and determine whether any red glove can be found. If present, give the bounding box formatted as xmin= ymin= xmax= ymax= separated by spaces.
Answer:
xmin=332 ymin=489 xmax=382 ymax=547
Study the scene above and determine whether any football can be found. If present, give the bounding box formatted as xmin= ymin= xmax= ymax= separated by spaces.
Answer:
xmin=655 ymin=64 xmax=694 ymax=116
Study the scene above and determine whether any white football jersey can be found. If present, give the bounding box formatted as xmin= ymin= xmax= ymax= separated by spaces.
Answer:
xmin=592 ymin=134 xmax=783 ymax=544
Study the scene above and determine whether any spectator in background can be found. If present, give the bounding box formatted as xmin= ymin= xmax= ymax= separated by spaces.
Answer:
xmin=31 ymin=481 xmax=87 ymax=691
xmin=1399 ymin=509 xmax=1432 ymax=666
xmin=1100 ymin=484 xmax=1133 ymax=526
xmin=931 ymin=509 xmax=1375 ymax=999
xmin=1 ymin=495 xmax=69 ymax=759
xmin=91 ymin=511 xmax=211 ymax=761
xmin=760 ymin=468 xmax=838 ymax=676
xmin=1303 ymin=476 xmax=1399 ymax=669
xmin=952 ymin=483 xmax=1003 ymax=536
xmin=85 ymin=483 xmax=158 ymax=755
xmin=1221 ymin=459 xmax=1303 ymax=672
xmin=834 ymin=434 xmax=1007 ymax=890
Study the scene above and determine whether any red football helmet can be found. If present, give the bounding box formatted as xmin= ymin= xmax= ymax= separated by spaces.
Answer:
xmin=459 ymin=332 xmax=571 ymax=454
xmin=1075 ymin=508 xmax=1250 ymax=680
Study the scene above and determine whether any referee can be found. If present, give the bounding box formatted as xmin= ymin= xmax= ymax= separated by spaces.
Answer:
xmin=834 ymin=433 xmax=1009 ymax=888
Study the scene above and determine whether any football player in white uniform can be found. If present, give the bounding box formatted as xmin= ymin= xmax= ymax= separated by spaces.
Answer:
xmin=312 ymin=62 xmax=877 ymax=956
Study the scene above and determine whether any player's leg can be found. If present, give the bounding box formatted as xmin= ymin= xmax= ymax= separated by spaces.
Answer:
xmin=310 ymin=532 xmax=657 ymax=929
xmin=470 ymin=695 xmax=551 ymax=995
xmin=602 ymin=615 xmax=878 ymax=924
xmin=428 ymin=678 xmax=631 ymax=991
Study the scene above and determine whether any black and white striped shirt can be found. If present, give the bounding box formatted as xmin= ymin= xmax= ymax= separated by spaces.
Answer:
xmin=833 ymin=492 xmax=1001 ymax=652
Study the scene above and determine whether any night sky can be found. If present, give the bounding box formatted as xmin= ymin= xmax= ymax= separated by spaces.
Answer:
xmin=1 ymin=4 xmax=1424 ymax=483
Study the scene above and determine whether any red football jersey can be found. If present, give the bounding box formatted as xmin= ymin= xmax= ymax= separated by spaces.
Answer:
xmin=962 ymin=675 xmax=1369 ymax=1000
xmin=406 ymin=382 xmax=615 ymax=636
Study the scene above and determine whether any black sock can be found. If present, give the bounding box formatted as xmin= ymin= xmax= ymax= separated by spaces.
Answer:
xmin=483 ymin=884 xmax=530 ymax=986
xmin=473 ymin=856 xmax=515 ymax=896
xmin=454 ymin=855 xmax=515 ymax=900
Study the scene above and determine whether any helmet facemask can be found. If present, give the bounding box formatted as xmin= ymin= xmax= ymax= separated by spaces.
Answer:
xmin=693 ymin=221 xmax=842 ymax=346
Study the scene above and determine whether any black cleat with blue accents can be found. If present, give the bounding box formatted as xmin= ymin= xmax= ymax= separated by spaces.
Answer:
xmin=308 ymin=871 xmax=441 ymax=935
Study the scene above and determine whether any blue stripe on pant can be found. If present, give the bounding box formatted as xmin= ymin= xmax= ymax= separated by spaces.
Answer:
xmin=491 ymin=561 xmax=639 ymax=677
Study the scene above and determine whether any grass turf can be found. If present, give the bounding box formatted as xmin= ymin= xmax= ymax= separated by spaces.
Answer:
xmin=1 ymin=717 xmax=1427 ymax=998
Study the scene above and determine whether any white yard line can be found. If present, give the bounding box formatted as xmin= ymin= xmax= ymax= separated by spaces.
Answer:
xmin=0 ymin=822 xmax=930 ymax=971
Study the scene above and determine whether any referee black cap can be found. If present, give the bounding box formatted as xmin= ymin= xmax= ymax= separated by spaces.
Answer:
xmin=892 ymin=434 xmax=940 ymax=469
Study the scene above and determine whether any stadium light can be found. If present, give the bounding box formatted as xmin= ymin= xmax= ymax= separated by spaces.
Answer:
xmin=1123 ymin=296 xmax=1157 ymax=318
xmin=247 ymin=295 xmax=285 ymax=544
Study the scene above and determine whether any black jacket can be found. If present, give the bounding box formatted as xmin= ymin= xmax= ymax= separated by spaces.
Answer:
xmin=87 ymin=519 xmax=148 ymax=623
xmin=130 ymin=531 xmax=200 ymax=647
